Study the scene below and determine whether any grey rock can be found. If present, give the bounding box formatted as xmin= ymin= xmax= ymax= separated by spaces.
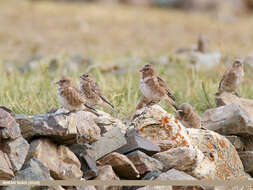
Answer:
xmin=141 ymin=170 xmax=162 ymax=180
xmin=238 ymin=151 xmax=253 ymax=172
xmin=92 ymin=127 xmax=127 ymax=160
xmin=69 ymin=144 xmax=97 ymax=180
xmin=3 ymin=136 xmax=30 ymax=171
xmin=226 ymin=136 xmax=246 ymax=151
xmin=153 ymin=147 xmax=198 ymax=172
xmin=127 ymin=150 xmax=163 ymax=175
xmin=201 ymin=103 xmax=253 ymax=136
xmin=116 ymin=129 xmax=160 ymax=156
xmin=2 ymin=158 xmax=51 ymax=190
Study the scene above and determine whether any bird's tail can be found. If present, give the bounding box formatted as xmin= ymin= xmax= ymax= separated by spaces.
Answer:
xmin=83 ymin=103 xmax=100 ymax=116
xmin=101 ymin=97 xmax=119 ymax=113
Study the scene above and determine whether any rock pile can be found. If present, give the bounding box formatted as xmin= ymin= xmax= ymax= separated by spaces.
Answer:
xmin=1 ymin=97 xmax=253 ymax=189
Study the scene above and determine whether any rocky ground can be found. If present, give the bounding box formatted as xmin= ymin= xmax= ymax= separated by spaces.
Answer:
xmin=1 ymin=92 xmax=253 ymax=190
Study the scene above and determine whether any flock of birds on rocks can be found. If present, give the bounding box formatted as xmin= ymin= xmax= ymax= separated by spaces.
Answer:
xmin=56 ymin=54 xmax=244 ymax=130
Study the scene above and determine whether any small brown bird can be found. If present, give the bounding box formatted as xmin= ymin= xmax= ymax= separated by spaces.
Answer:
xmin=175 ymin=103 xmax=201 ymax=129
xmin=196 ymin=34 xmax=210 ymax=53
xmin=139 ymin=64 xmax=178 ymax=111
xmin=79 ymin=73 xmax=118 ymax=112
xmin=56 ymin=76 xmax=99 ymax=116
xmin=217 ymin=60 xmax=244 ymax=96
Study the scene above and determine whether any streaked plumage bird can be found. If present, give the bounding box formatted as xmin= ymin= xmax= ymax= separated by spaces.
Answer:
xmin=175 ymin=103 xmax=201 ymax=129
xmin=217 ymin=60 xmax=244 ymax=96
xmin=79 ymin=73 xmax=118 ymax=112
xmin=139 ymin=64 xmax=178 ymax=111
xmin=56 ymin=76 xmax=99 ymax=116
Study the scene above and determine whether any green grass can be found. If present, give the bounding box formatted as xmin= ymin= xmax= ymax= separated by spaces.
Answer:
xmin=1 ymin=0 xmax=253 ymax=118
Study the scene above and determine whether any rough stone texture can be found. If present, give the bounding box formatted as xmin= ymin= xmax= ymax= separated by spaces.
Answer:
xmin=94 ymin=110 xmax=127 ymax=135
xmin=2 ymin=158 xmax=51 ymax=190
xmin=131 ymin=105 xmax=192 ymax=151
xmin=15 ymin=113 xmax=77 ymax=144
xmin=136 ymin=186 xmax=172 ymax=190
xmin=127 ymin=150 xmax=163 ymax=175
xmin=65 ymin=186 xmax=97 ymax=190
xmin=153 ymin=147 xmax=198 ymax=172
xmin=0 ymin=108 xmax=21 ymax=140
xmin=238 ymin=151 xmax=253 ymax=172
xmin=92 ymin=127 xmax=127 ymax=160
xmin=95 ymin=165 xmax=121 ymax=190
xmin=116 ymin=129 xmax=160 ymax=156
xmin=216 ymin=93 xmax=253 ymax=120
xmin=75 ymin=111 xmax=101 ymax=144
xmin=132 ymin=105 xmax=248 ymax=180
xmin=0 ymin=150 xmax=14 ymax=179
xmin=3 ymin=136 xmax=30 ymax=171
xmin=27 ymin=138 xmax=82 ymax=179
xmin=201 ymin=103 xmax=253 ymax=136
xmin=226 ymin=136 xmax=246 ymax=151
xmin=69 ymin=144 xmax=97 ymax=180
xmin=187 ymin=128 xmax=246 ymax=180
xmin=98 ymin=152 xmax=140 ymax=179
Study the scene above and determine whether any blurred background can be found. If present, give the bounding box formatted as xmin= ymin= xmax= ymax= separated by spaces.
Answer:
xmin=1 ymin=0 xmax=253 ymax=116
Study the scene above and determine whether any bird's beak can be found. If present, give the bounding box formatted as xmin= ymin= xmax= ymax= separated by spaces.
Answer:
xmin=139 ymin=68 xmax=144 ymax=72
xmin=80 ymin=75 xmax=84 ymax=80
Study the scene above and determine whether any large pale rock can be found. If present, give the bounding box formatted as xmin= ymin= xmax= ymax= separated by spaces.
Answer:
xmin=27 ymin=138 xmax=82 ymax=179
xmin=95 ymin=165 xmax=121 ymax=190
xmin=132 ymin=105 xmax=191 ymax=151
xmin=3 ymin=136 xmax=29 ymax=171
xmin=92 ymin=127 xmax=127 ymax=160
xmin=201 ymin=103 xmax=253 ymax=136
xmin=98 ymin=152 xmax=140 ymax=179
xmin=133 ymin=105 xmax=248 ymax=180
xmin=2 ymin=158 xmax=51 ymax=190
xmin=127 ymin=150 xmax=163 ymax=175
xmin=216 ymin=93 xmax=253 ymax=120
xmin=116 ymin=129 xmax=160 ymax=156
xmin=187 ymin=128 xmax=246 ymax=179
xmin=0 ymin=150 xmax=14 ymax=179
xmin=0 ymin=108 xmax=21 ymax=140
xmin=153 ymin=147 xmax=198 ymax=172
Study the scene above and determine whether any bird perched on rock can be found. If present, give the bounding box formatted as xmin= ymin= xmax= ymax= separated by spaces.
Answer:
xmin=79 ymin=73 xmax=118 ymax=112
xmin=56 ymin=76 xmax=99 ymax=116
xmin=175 ymin=103 xmax=201 ymax=129
xmin=139 ymin=64 xmax=178 ymax=111
xmin=217 ymin=60 xmax=244 ymax=96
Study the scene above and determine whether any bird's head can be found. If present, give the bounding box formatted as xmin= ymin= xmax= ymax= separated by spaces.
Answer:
xmin=56 ymin=76 xmax=71 ymax=87
xmin=139 ymin=64 xmax=156 ymax=78
xmin=176 ymin=103 xmax=193 ymax=119
xmin=80 ymin=73 xmax=92 ymax=81
xmin=232 ymin=60 xmax=243 ymax=68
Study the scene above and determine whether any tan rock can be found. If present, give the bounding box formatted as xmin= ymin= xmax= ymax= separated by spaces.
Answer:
xmin=98 ymin=152 xmax=140 ymax=179
xmin=127 ymin=150 xmax=163 ymax=175
xmin=226 ymin=136 xmax=245 ymax=151
xmin=27 ymin=138 xmax=82 ymax=179
xmin=0 ymin=150 xmax=14 ymax=179
xmin=153 ymin=147 xmax=198 ymax=172
xmin=131 ymin=105 xmax=191 ymax=151
xmin=95 ymin=165 xmax=120 ymax=190
xmin=3 ymin=136 xmax=30 ymax=171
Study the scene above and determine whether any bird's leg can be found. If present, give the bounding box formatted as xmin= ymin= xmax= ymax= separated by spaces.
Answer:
xmin=234 ymin=92 xmax=241 ymax=97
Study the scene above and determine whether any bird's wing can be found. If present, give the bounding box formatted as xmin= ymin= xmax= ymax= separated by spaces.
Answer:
xmin=90 ymin=80 xmax=115 ymax=109
xmin=62 ymin=86 xmax=84 ymax=106
xmin=157 ymin=76 xmax=176 ymax=101
xmin=218 ymin=68 xmax=231 ymax=90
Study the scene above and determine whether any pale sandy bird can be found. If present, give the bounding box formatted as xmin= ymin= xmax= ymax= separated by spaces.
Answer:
xmin=217 ymin=60 xmax=244 ymax=96
xmin=56 ymin=76 xmax=99 ymax=116
xmin=79 ymin=73 xmax=118 ymax=112
xmin=175 ymin=103 xmax=201 ymax=129
xmin=139 ymin=64 xmax=178 ymax=111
